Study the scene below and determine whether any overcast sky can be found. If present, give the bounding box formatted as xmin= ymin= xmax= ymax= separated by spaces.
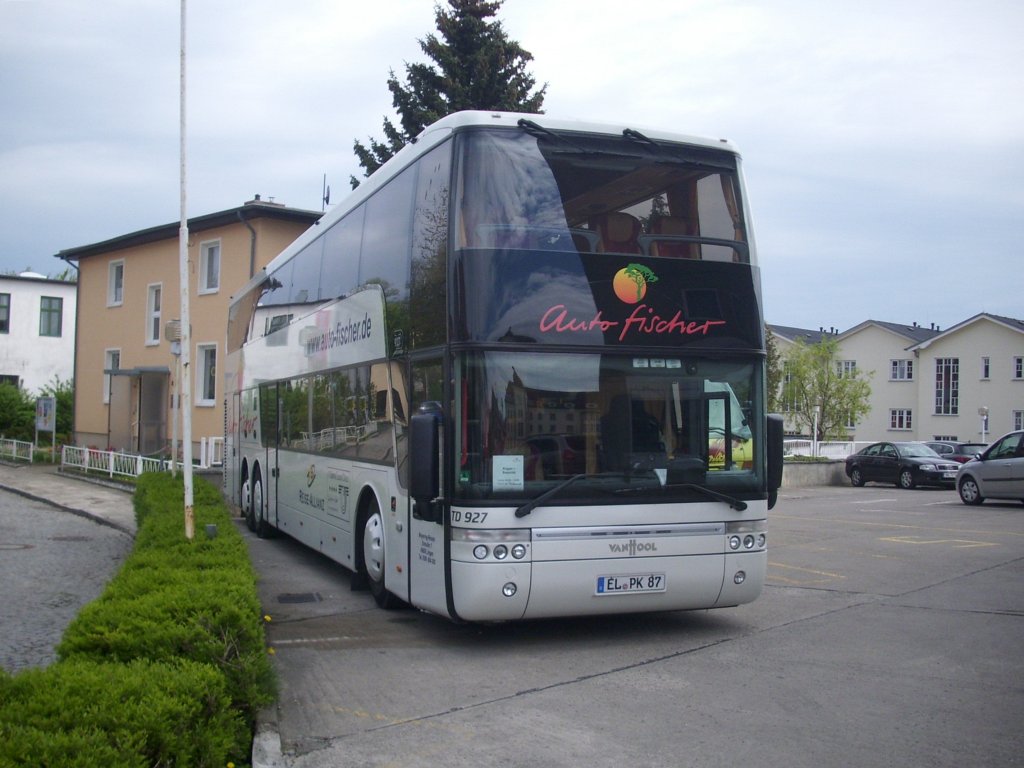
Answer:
xmin=1 ymin=0 xmax=1020 ymax=332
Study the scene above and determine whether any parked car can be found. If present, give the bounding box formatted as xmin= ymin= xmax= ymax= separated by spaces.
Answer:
xmin=956 ymin=430 xmax=1024 ymax=506
xmin=923 ymin=440 xmax=988 ymax=464
xmin=845 ymin=441 xmax=959 ymax=489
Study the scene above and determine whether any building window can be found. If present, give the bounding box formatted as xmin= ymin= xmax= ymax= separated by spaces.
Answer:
xmin=890 ymin=359 xmax=914 ymax=381
xmin=197 ymin=344 xmax=217 ymax=405
xmin=1015 ymin=357 xmax=1023 ymax=380
xmin=199 ymin=241 xmax=221 ymax=294
xmin=889 ymin=409 xmax=913 ymax=430
xmin=981 ymin=356 xmax=990 ymax=380
xmin=0 ymin=374 xmax=19 ymax=387
xmin=935 ymin=358 xmax=959 ymax=415
xmin=146 ymin=284 xmax=162 ymax=345
xmin=39 ymin=296 xmax=63 ymax=337
xmin=0 ymin=293 xmax=9 ymax=334
xmin=837 ymin=360 xmax=856 ymax=378
xmin=1014 ymin=411 xmax=1023 ymax=431
xmin=103 ymin=349 xmax=120 ymax=404
xmin=108 ymin=260 xmax=124 ymax=306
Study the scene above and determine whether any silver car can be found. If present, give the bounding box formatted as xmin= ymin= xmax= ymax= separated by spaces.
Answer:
xmin=956 ymin=430 xmax=1024 ymax=506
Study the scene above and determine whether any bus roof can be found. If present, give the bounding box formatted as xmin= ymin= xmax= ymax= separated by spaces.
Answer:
xmin=251 ymin=111 xmax=742 ymax=287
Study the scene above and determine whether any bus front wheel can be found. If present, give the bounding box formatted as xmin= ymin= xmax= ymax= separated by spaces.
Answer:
xmin=361 ymin=500 xmax=397 ymax=609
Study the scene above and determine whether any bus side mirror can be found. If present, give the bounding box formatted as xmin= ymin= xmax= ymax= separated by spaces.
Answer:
xmin=766 ymin=414 xmax=784 ymax=510
xmin=410 ymin=409 xmax=442 ymax=522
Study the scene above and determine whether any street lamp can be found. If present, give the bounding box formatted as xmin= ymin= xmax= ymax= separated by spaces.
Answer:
xmin=812 ymin=405 xmax=820 ymax=457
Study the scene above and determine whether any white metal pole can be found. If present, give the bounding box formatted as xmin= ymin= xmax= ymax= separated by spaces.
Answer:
xmin=179 ymin=0 xmax=194 ymax=539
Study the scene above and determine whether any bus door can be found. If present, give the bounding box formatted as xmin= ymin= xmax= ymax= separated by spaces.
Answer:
xmin=406 ymin=358 xmax=449 ymax=615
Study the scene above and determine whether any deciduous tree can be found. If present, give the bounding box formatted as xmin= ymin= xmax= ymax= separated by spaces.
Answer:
xmin=781 ymin=337 xmax=872 ymax=441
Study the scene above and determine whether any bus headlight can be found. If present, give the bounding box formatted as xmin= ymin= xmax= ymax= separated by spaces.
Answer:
xmin=452 ymin=527 xmax=531 ymax=562
xmin=502 ymin=582 xmax=518 ymax=597
xmin=726 ymin=521 xmax=767 ymax=551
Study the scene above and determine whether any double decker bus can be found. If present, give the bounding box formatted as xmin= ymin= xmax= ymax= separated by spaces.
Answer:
xmin=224 ymin=111 xmax=784 ymax=621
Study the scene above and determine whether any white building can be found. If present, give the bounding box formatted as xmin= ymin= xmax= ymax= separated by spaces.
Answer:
xmin=0 ymin=272 xmax=77 ymax=394
xmin=771 ymin=313 xmax=1024 ymax=443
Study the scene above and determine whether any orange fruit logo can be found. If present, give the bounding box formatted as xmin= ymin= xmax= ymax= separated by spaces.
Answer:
xmin=613 ymin=264 xmax=659 ymax=304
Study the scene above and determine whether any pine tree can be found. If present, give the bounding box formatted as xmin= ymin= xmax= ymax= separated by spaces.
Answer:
xmin=352 ymin=0 xmax=546 ymax=185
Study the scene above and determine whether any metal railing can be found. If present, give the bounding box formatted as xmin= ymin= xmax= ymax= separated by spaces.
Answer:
xmin=0 ymin=438 xmax=34 ymax=463
xmin=61 ymin=445 xmax=166 ymax=480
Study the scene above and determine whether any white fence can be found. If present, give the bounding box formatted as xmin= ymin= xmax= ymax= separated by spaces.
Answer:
xmin=784 ymin=439 xmax=873 ymax=460
xmin=0 ymin=438 xmax=34 ymax=463
xmin=61 ymin=445 xmax=166 ymax=480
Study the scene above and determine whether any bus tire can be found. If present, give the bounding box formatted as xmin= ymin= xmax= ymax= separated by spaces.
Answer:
xmin=242 ymin=471 xmax=256 ymax=531
xmin=253 ymin=472 xmax=271 ymax=538
xmin=361 ymin=499 xmax=397 ymax=609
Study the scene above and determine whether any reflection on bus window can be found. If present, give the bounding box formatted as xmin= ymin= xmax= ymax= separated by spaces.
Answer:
xmin=456 ymin=351 xmax=761 ymax=501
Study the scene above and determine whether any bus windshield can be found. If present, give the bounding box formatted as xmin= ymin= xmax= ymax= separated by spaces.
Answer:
xmin=454 ymin=127 xmax=748 ymax=263
xmin=455 ymin=351 xmax=763 ymax=503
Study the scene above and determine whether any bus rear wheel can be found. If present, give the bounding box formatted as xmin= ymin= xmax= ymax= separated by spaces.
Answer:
xmin=361 ymin=500 xmax=396 ymax=609
xmin=252 ymin=473 xmax=271 ymax=538
xmin=242 ymin=474 xmax=256 ymax=531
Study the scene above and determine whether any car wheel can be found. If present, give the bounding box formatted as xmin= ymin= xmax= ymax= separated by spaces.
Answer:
xmin=958 ymin=476 xmax=984 ymax=506
xmin=361 ymin=499 xmax=397 ymax=609
xmin=850 ymin=467 xmax=865 ymax=487
xmin=899 ymin=468 xmax=916 ymax=490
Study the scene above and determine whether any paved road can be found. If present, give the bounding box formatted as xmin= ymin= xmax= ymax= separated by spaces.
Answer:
xmin=0 ymin=489 xmax=133 ymax=671
xmin=245 ymin=485 xmax=1024 ymax=768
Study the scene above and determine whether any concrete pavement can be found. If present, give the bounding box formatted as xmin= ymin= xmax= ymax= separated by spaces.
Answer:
xmin=0 ymin=460 xmax=136 ymax=535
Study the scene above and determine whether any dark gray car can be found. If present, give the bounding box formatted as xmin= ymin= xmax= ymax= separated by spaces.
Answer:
xmin=846 ymin=441 xmax=959 ymax=489
xmin=956 ymin=430 xmax=1024 ymax=505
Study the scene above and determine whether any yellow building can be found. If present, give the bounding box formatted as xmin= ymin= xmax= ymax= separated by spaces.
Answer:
xmin=57 ymin=197 xmax=320 ymax=458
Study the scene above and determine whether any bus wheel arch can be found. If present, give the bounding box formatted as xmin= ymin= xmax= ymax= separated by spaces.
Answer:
xmin=356 ymin=489 xmax=398 ymax=608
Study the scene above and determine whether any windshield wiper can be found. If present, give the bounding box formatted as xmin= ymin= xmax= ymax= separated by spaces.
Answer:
xmin=514 ymin=473 xmax=610 ymax=518
xmin=671 ymin=484 xmax=747 ymax=511
xmin=615 ymin=482 xmax=748 ymax=511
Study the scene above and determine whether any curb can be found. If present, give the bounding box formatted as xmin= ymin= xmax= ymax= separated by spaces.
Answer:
xmin=251 ymin=705 xmax=288 ymax=768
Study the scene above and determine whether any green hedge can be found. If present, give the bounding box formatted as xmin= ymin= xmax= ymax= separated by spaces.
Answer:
xmin=0 ymin=473 xmax=274 ymax=767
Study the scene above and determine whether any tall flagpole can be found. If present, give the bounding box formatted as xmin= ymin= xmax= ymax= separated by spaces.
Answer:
xmin=179 ymin=0 xmax=195 ymax=539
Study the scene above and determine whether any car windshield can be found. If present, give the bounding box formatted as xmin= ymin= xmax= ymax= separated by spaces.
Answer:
xmin=900 ymin=444 xmax=940 ymax=458
xmin=455 ymin=350 xmax=764 ymax=503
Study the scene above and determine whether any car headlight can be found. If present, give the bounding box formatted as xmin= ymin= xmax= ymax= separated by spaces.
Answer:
xmin=919 ymin=463 xmax=935 ymax=471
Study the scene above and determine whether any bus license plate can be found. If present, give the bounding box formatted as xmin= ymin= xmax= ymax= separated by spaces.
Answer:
xmin=596 ymin=573 xmax=666 ymax=595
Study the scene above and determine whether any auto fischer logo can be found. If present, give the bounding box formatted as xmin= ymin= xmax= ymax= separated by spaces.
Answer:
xmin=613 ymin=264 xmax=659 ymax=304
xmin=538 ymin=262 xmax=726 ymax=341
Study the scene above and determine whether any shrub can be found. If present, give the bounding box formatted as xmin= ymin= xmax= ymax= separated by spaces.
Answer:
xmin=1 ymin=472 xmax=274 ymax=766
xmin=0 ymin=658 xmax=247 ymax=767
